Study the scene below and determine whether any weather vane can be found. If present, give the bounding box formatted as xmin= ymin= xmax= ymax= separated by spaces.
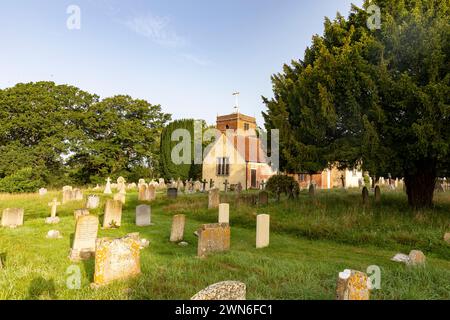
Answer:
xmin=232 ymin=92 xmax=240 ymax=114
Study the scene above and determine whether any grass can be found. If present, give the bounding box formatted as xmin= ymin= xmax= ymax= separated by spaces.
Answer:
xmin=0 ymin=188 xmax=449 ymax=300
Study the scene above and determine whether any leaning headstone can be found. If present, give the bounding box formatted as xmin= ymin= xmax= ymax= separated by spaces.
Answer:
xmin=92 ymin=234 xmax=141 ymax=287
xmin=259 ymin=191 xmax=269 ymax=205
xmin=218 ymin=203 xmax=230 ymax=224
xmin=69 ymin=215 xmax=99 ymax=261
xmin=39 ymin=188 xmax=48 ymax=196
xmin=256 ymin=214 xmax=270 ymax=249
xmin=167 ymin=187 xmax=178 ymax=200
xmin=74 ymin=209 xmax=89 ymax=220
xmin=362 ymin=187 xmax=369 ymax=205
xmin=136 ymin=205 xmax=151 ymax=227
xmin=336 ymin=269 xmax=370 ymax=300
xmin=170 ymin=214 xmax=186 ymax=242
xmin=1 ymin=208 xmax=24 ymax=228
xmin=197 ymin=223 xmax=231 ymax=258
xmin=86 ymin=195 xmax=100 ymax=209
xmin=103 ymin=200 xmax=122 ymax=229
xmin=208 ymin=188 xmax=220 ymax=209
xmin=374 ymin=186 xmax=381 ymax=203
xmin=191 ymin=281 xmax=246 ymax=300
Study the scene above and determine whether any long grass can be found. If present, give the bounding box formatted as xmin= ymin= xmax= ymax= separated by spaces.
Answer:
xmin=0 ymin=188 xmax=449 ymax=300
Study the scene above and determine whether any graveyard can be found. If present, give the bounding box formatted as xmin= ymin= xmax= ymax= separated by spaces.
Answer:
xmin=0 ymin=185 xmax=449 ymax=300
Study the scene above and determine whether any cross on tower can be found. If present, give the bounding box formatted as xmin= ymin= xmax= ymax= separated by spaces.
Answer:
xmin=48 ymin=198 xmax=61 ymax=218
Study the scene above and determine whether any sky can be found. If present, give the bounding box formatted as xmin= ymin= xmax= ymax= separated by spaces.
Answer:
xmin=0 ymin=0 xmax=363 ymax=126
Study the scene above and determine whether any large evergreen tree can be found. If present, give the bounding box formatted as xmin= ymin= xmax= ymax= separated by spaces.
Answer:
xmin=263 ymin=0 xmax=449 ymax=208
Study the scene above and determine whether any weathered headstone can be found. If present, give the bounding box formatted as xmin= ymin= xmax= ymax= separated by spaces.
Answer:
xmin=113 ymin=193 xmax=126 ymax=205
xmin=92 ymin=234 xmax=141 ymax=287
xmin=208 ymin=188 xmax=220 ymax=209
xmin=63 ymin=186 xmax=73 ymax=192
xmin=86 ymin=195 xmax=100 ymax=209
xmin=374 ymin=186 xmax=381 ymax=203
xmin=148 ymin=184 xmax=156 ymax=201
xmin=191 ymin=281 xmax=246 ymax=300
xmin=104 ymin=177 xmax=112 ymax=194
xmin=362 ymin=187 xmax=369 ymax=205
xmin=136 ymin=205 xmax=151 ymax=227
xmin=408 ymin=250 xmax=426 ymax=266
xmin=117 ymin=176 xmax=126 ymax=192
xmin=138 ymin=184 xmax=148 ymax=201
xmin=218 ymin=203 xmax=230 ymax=224
xmin=74 ymin=209 xmax=90 ymax=220
xmin=197 ymin=223 xmax=231 ymax=258
xmin=259 ymin=191 xmax=269 ymax=205
xmin=39 ymin=188 xmax=48 ymax=196
xmin=309 ymin=184 xmax=315 ymax=196
xmin=256 ymin=214 xmax=270 ymax=249
xmin=170 ymin=214 xmax=186 ymax=242
xmin=103 ymin=200 xmax=122 ymax=229
xmin=167 ymin=187 xmax=178 ymax=200
xmin=1 ymin=208 xmax=24 ymax=228
xmin=69 ymin=215 xmax=99 ymax=261
xmin=336 ymin=269 xmax=370 ymax=300
xmin=73 ymin=189 xmax=83 ymax=201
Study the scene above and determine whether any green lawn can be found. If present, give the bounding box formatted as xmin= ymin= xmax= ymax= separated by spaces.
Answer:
xmin=0 ymin=188 xmax=449 ymax=300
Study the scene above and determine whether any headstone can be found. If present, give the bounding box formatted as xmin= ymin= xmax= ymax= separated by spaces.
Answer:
xmin=167 ymin=187 xmax=178 ymax=200
xmin=194 ymin=181 xmax=202 ymax=192
xmin=259 ymin=191 xmax=269 ymax=205
xmin=170 ymin=214 xmax=186 ymax=242
xmin=236 ymin=182 xmax=243 ymax=194
xmin=136 ymin=205 xmax=151 ymax=227
xmin=336 ymin=269 xmax=370 ymax=300
xmin=391 ymin=253 xmax=410 ymax=263
xmin=86 ymin=195 xmax=100 ymax=209
xmin=113 ymin=193 xmax=126 ymax=205
xmin=256 ymin=214 xmax=270 ymax=249
xmin=138 ymin=184 xmax=148 ymax=201
xmin=191 ymin=281 xmax=246 ymax=300
xmin=74 ymin=209 xmax=90 ymax=220
xmin=1 ymin=208 xmax=24 ymax=228
xmin=309 ymin=184 xmax=315 ymax=196
xmin=197 ymin=223 xmax=231 ymax=258
xmin=62 ymin=190 xmax=72 ymax=204
xmin=92 ymin=234 xmax=141 ymax=287
xmin=148 ymin=184 xmax=156 ymax=201
xmin=444 ymin=233 xmax=450 ymax=244
xmin=138 ymin=178 xmax=146 ymax=187
xmin=103 ymin=200 xmax=123 ymax=229
xmin=39 ymin=188 xmax=48 ymax=196
xmin=374 ymin=186 xmax=381 ymax=203
xmin=208 ymin=188 xmax=220 ymax=209
xmin=63 ymin=186 xmax=73 ymax=192
xmin=119 ymin=183 xmax=127 ymax=195
xmin=218 ymin=203 xmax=230 ymax=224
xmin=69 ymin=215 xmax=99 ymax=261
xmin=408 ymin=250 xmax=426 ymax=266
xmin=73 ymin=189 xmax=83 ymax=201
xmin=117 ymin=176 xmax=126 ymax=191
xmin=46 ymin=230 xmax=62 ymax=239
xmin=362 ymin=187 xmax=369 ymax=205
xmin=104 ymin=177 xmax=112 ymax=194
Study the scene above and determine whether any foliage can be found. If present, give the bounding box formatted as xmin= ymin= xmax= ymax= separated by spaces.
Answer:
xmin=263 ymin=0 xmax=450 ymax=207
xmin=266 ymin=174 xmax=298 ymax=199
xmin=0 ymin=167 xmax=44 ymax=193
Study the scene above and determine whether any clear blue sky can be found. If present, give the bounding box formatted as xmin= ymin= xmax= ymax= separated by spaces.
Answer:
xmin=0 ymin=0 xmax=362 ymax=126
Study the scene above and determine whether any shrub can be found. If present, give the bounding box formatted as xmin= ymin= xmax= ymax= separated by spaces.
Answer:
xmin=0 ymin=167 xmax=44 ymax=193
xmin=266 ymin=175 xmax=298 ymax=200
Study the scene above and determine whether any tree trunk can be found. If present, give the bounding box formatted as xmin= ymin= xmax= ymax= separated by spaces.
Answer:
xmin=404 ymin=163 xmax=436 ymax=209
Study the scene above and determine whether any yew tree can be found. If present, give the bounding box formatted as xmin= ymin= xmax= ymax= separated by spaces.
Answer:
xmin=263 ymin=0 xmax=449 ymax=208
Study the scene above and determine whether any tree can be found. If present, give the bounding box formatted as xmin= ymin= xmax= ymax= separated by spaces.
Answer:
xmin=263 ymin=0 xmax=449 ymax=208
xmin=159 ymin=119 xmax=205 ymax=181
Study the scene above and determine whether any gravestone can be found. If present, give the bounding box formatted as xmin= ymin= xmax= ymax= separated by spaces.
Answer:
xmin=408 ymin=250 xmax=426 ymax=266
xmin=194 ymin=181 xmax=202 ymax=192
xmin=1 ymin=208 xmax=24 ymax=228
xmin=46 ymin=230 xmax=62 ymax=239
xmin=336 ymin=269 xmax=370 ymax=300
xmin=374 ymin=186 xmax=381 ymax=203
xmin=362 ymin=187 xmax=369 ymax=205
xmin=92 ymin=234 xmax=141 ymax=287
xmin=39 ymin=188 xmax=48 ymax=196
xmin=444 ymin=233 xmax=450 ymax=244
xmin=138 ymin=184 xmax=148 ymax=201
xmin=136 ymin=205 xmax=151 ymax=227
xmin=170 ymin=214 xmax=185 ymax=242
xmin=117 ymin=176 xmax=126 ymax=192
xmin=197 ymin=223 xmax=231 ymax=258
xmin=73 ymin=189 xmax=83 ymax=201
xmin=63 ymin=186 xmax=73 ymax=192
xmin=86 ymin=195 xmax=100 ymax=209
xmin=69 ymin=215 xmax=99 ymax=261
xmin=118 ymin=183 xmax=127 ymax=195
xmin=208 ymin=188 xmax=220 ymax=209
xmin=62 ymin=190 xmax=72 ymax=204
xmin=104 ymin=177 xmax=112 ymax=194
xmin=256 ymin=214 xmax=270 ymax=249
xmin=148 ymin=184 xmax=156 ymax=201
xmin=309 ymin=184 xmax=315 ymax=196
xmin=167 ymin=187 xmax=178 ymax=200
xmin=46 ymin=198 xmax=61 ymax=224
xmin=236 ymin=182 xmax=243 ymax=194
xmin=103 ymin=200 xmax=122 ymax=229
xmin=191 ymin=281 xmax=246 ymax=300
xmin=113 ymin=193 xmax=126 ymax=205
xmin=218 ymin=203 xmax=230 ymax=224
xmin=74 ymin=209 xmax=89 ymax=220
xmin=259 ymin=191 xmax=269 ymax=205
